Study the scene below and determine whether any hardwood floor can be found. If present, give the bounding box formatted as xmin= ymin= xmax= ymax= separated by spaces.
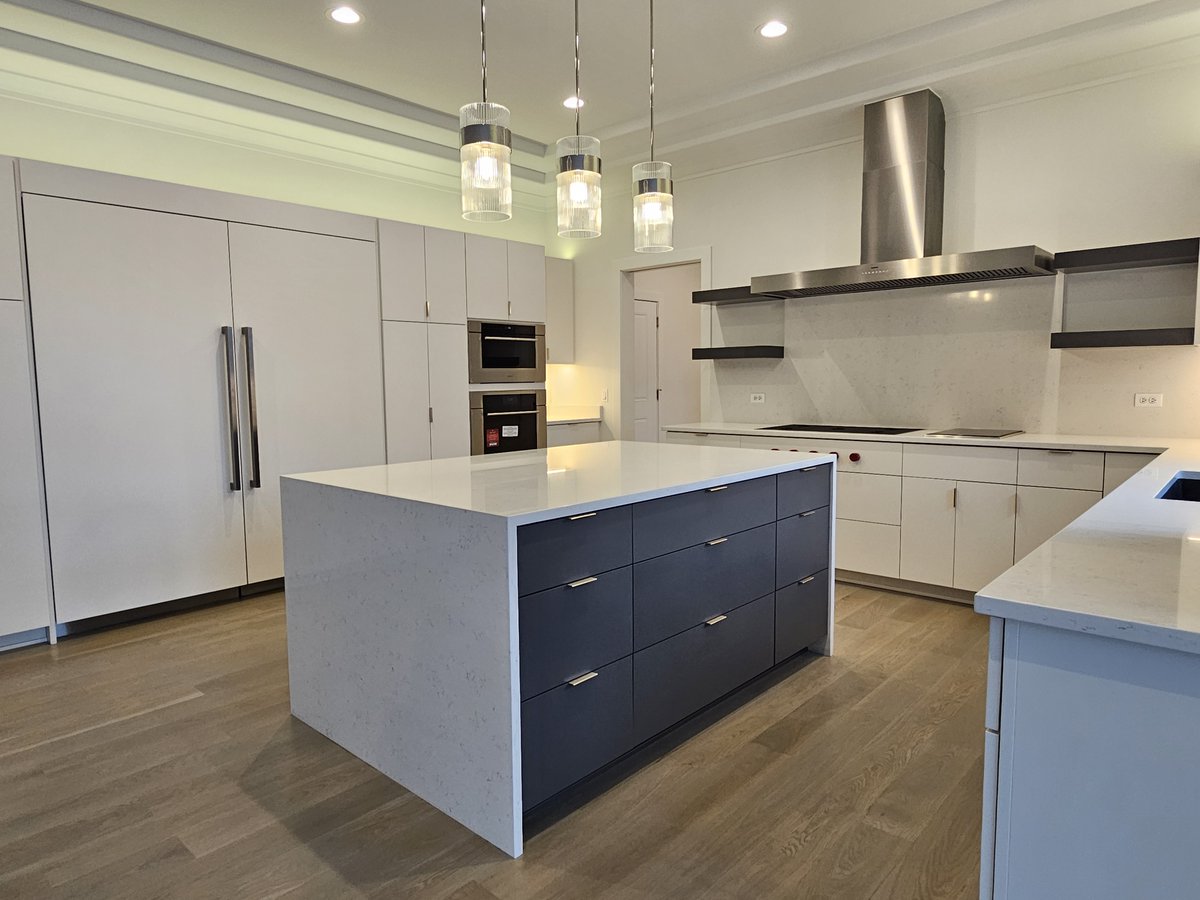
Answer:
xmin=0 ymin=585 xmax=988 ymax=899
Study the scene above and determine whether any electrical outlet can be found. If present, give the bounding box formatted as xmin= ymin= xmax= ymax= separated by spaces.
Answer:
xmin=1135 ymin=393 xmax=1164 ymax=408
xmin=750 ymin=392 xmax=766 ymax=404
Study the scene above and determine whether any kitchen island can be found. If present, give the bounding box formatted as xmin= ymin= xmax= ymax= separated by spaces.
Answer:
xmin=974 ymin=438 xmax=1200 ymax=899
xmin=280 ymin=441 xmax=836 ymax=857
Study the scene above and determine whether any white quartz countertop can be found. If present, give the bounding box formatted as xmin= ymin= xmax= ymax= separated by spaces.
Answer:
xmin=668 ymin=422 xmax=1200 ymax=654
xmin=285 ymin=441 xmax=835 ymax=526
xmin=663 ymin=422 xmax=1171 ymax=453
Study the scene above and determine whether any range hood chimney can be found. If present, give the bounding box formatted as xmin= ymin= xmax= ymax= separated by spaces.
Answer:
xmin=751 ymin=89 xmax=1052 ymax=299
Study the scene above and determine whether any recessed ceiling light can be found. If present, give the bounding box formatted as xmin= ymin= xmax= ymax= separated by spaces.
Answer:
xmin=328 ymin=6 xmax=363 ymax=25
xmin=563 ymin=95 xmax=584 ymax=109
xmin=758 ymin=20 xmax=788 ymax=38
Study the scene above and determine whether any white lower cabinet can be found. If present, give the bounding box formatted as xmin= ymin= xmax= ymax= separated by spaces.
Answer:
xmin=229 ymin=224 xmax=385 ymax=583
xmin=1103 ymin=452 xmax=1160 ymax=495
xmin=954 ymin=481 xmax=1017 ymax=591
xmin=900 ymin=479 xmax=1016 ymax=591
xmin=663 ymin=430 xmax=741 ymax=447
xmin=0 ymin=301 xmax=52 ymax=637
xmin=383 ymin=322 xmax=469 ymax=463
xmin=25 ymin=195 xmax=250 ymax=622
xmin=837 ymin=520 xmax=900 ymax=577
xmin=1014 ymin=486 xmax=1101 ymax=562
xmin=837 ymin=472 xmax=901 ymax=525
xmin=547 ymin=421 xmax=601 ymax=447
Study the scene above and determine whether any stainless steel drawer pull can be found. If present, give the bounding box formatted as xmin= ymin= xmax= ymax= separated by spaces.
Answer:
xmin=706 ymin=537 xmax=728 ymax=546
xmin=800 ymin=576 xmax=816 ymax=585
xmin=568 ymin=512 xmax=597 ymax=521
xmin=1047 ymin=449 xmax=1074 ymax=455
xmin=706 ymin=485 xmax=729 ymax=493
xmin=241 ymin=326 xmax=261 ymax=490
xmin=800 ymin=510 xmax=820 ymax=517
xmin=704 ymin=615 xmax=728 ymax=626
xmin=567 ymin=576 xmax=598 ymax=589
xmin=221 ymin=326 xmax=241 ymax=492
xmin=567 ymin=671 xmax=598 ymax=687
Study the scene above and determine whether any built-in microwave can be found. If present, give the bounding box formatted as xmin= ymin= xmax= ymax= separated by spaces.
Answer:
xmin=467 ymin=319 xmax=545 ymax=384
xmin=469 ymin=390 xmax=547 ymax=455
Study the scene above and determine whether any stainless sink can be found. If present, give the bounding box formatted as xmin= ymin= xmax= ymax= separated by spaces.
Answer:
xmin=1158 ymin=474 xmax=1200 ymax=502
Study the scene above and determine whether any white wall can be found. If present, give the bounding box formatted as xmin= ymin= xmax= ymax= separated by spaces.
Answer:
xmin=632 ymin=264 xmax=702 ymax=429
xmin=568 ymin=62 xmax=1200 ymax=439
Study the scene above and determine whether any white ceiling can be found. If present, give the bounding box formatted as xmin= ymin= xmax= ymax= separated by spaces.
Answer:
xmin=25 ymin=0 xmax=1200 ymax=174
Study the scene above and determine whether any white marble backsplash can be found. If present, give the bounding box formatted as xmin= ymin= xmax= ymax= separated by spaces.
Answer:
xmin=705 ymin=279 xmax=1200 ymax=437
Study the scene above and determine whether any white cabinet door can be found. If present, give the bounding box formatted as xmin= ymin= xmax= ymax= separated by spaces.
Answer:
xmin=837 ymin=471 xmax=901 ymax=525
xmin=229 ymin=224 xmax=385 ymax=583
xmin=25 ymin=195 xmax=248 ymax=621
xmin=1015 ymin=486 xmax=1101 ymax=562
xmin=465 ymin=234 xmax=509 ymax=320
xmin=899 ymin=477 xmax=956 ymax=587
xmin=507 ymin=241 xmax=546 ymax=323
xmin=0 ymin=157 xmax=20 ymax=300
xmin=954 ymin=481 xmax=1017 ymax=591
xmin=424 ymin=227 xmax=467 ymax=325
xmin=545 ymin=256 xmax=574 ymax=363
xmin=383 ymin=321 xmax=431 ymax=464
xmin=0 ymin=302 xmax=51 ymax=635
xmin=427 ymin=323 xmax=471 ymax=459
xmin=837 ymin=520 xmax=900 ymax=577
xmin=379 ymin=220 xmax=426 ymax=322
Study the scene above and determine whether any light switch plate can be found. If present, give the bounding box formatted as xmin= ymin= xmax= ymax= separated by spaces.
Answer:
xmin=1135 ymin=393 xmax=1164 ymax=408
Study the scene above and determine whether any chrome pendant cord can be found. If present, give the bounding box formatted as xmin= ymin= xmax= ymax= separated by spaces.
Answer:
xmin=574 ymin=0 xmax=581 ymax=137
xmin=480 ymin=0 xmax=488 ymax=103
xmin=649 ymin=0 xmax=655 ymax=161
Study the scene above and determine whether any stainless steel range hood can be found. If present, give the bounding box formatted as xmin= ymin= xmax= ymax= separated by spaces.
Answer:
xmin=751 ymin=90 xmax=1053 ymax=299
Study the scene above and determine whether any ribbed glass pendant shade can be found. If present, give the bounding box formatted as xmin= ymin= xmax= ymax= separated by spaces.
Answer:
xmin=632 ymin=160 xmax=673 ymax=252
xmin=460 ymin=101 xmax=512 ymax=222
xmin=556 ymin=135 xmax=602 ymax=239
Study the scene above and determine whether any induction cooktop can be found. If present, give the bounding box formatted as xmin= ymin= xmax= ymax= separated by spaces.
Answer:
xmin=926 ymin=428 xmax=1024 ymax=438
xmin=759 ymin=424 xmax=922 ymax=435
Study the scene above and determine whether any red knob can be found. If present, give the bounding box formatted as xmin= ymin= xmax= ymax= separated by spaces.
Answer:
xmin=849 ymin=452 xmax=861 ymax=462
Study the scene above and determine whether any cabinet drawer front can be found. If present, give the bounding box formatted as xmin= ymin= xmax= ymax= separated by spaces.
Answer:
xmin=837 ymin=472 xmax=901 ymax=524
xmin=633 ymin=593 xmax=774 ymax=743
xmin=777 ymin=509 xmax=831 ymax=588
xmin=777 ymin=464 xmax=832 ymax=518
xmin=1017 ymin=448 xmax=1104 ymax=491
xmin=903 ymin=444 xmax=1017 ymax=483
xmin=632 ymin=475 xmax=775 ymax=561
xmin=518 ymin=505 xmax=632 ymax=596
xmin=519 ymin=567 xmax=633 ymax=701
xmin=521 ymin=655 xmax=634 ymax=809
xmin=775 ymin=571 xmax=829 ymax=663
xmin=739 ymin=436 xmax=901 ymax=475
xmin=634 ymin=522 xmax=775 ymax=650
xmin=836 ymin=520 xmax=900 ymax=577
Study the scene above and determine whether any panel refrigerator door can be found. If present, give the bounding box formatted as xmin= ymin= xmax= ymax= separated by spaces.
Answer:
xmin=229 ymin=223 xmax=385 ymax=583
xmin=24 ymin=194 xmax=248 ymax=621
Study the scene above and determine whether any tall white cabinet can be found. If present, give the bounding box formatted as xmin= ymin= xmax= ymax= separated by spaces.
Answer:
xmin=24 ymin=193 xmax=384 ymax=622
xmin=228 ymin=224 xmax=384 ymax=582
xmin=0 ymin=301 xmax=52 ymax=638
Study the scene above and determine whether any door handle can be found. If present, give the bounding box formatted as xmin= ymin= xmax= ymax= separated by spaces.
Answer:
xmin=569 ymin=512 xmax=597 ymax=521
xmin=800 ymin=510 xmax=820 ymax=517
xmin=482 ymin=335 xmax=539 ymax=342
xmin=800 ymin=575 xmax=816 ymax=585
xmin=704 ymin=615 xmax=728 ymax=626
xmin=567 ymin=576 xmax=598 ymax=589
xmin=241 ymin=326 xmax=261 ymax=489
xmin=567 ymin=671 xmax=598 ymax=687
xmin=706 ymin=485 xmax=729 ymax=493
xmin=221 ymin=326 xmax=242 ymax=492
xmin=706 ymin=537 xmax=728 ymax=546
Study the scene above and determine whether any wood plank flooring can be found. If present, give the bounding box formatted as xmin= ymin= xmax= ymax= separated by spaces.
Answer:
xmin=0 ymin=585 xmax=988 ymax=899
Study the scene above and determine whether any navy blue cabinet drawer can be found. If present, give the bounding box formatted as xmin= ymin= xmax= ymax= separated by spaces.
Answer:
xmin=775 ymin=571 xmax=829 ymax=663
xmin=632 ymin=476 xmax=776 ymax=561
xmin=777 ymin=464 xmax=832 ymax=518
xmin=521 ymin=655 xmax=634 ymax=809
xmin=519 ymin=567 xmax=633 ymax=701
xmin=518 ymin=505 xmax=632 ymax=596
xmin=633 ymin=593 xmax=774 ymax=743
xmin=776 ymin=508 xmax=831 ymax=588
xmin=633 ymin=522 xmax=775 ymax=650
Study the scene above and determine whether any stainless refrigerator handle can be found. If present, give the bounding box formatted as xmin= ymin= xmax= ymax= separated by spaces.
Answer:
xmin=221 ymin=326 xmax=242 ymax=492
xmin=242 ymin=326 xmax=262 ymax=489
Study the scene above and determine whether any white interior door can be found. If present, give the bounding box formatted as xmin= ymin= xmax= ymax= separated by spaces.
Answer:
xmin=229 ymin=224 xmax=385 ymax=583
xmin=633 ymin=299 xmax=660 ymax=442
xmin=24 ymin=195 xmax=248 ymax=621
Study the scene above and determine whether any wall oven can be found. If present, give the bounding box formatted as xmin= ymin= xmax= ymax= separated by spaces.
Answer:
xmin=468 ymin=319 xmax=545 ymax=384
xmin=470 ymin=390 xmax=547 ymax=455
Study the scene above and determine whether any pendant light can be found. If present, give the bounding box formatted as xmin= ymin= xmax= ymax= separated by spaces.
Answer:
xmin=632 ymin=0 xmax=673 ymax=252
xmin=556 ymin=0 xmax=602 ymax=238
xmin=460 ymin=0 xmax=512 ymax=221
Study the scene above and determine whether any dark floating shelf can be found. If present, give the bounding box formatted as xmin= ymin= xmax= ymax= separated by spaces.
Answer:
xmin=692 ymin=285 xmax=776 ymax=305
xmin=1050 ymin=328 xmax=1196 ymax=349
xmin=1054 ymin=237 xmax=1199 ymax=273
xmin=692 ymin=345 xmax=785 ymax=360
